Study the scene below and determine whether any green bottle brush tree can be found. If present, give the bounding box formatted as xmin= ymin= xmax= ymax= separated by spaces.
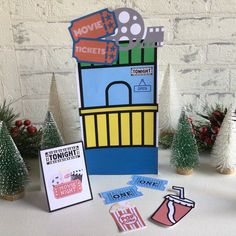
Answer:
xmin=171 ymin=110 xmax=199 ymax=175
xmin=0 ymin=100 xmax=42 ymax=159
xmin=0 ymin=122 xmax=28 ymax=200
xmin=41 ymin=111 xmax=64 ymax=150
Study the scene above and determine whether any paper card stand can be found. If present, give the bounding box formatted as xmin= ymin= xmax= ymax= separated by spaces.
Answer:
xmin=77 ymin=42 xmax=158 ymax=174
xmin=40 ymin=142 xmax=93 ymax=212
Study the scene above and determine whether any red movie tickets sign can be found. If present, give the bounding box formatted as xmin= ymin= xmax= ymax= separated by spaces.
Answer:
xmin=73 ymin=39 xmax=118 ymax=64
xmin=69 ymin=8 xmax=117 ymax=42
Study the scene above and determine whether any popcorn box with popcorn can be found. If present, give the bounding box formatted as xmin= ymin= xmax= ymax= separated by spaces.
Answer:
xmin=110 ymin=202 xmax=146 ymax=232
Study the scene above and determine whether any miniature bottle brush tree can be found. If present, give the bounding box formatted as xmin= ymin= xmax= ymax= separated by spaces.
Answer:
xmin=41 ymin=111 xmax=64 ymax=150
xmin=159 ymin=65 xmax=181 ymax=148
xmin=211 ymin=105 xmax=235 ymax=175
xmin=171 ymin=110 xmax=199 ymax=175
xmin=0 ymin=121 xmax=28 ymax=201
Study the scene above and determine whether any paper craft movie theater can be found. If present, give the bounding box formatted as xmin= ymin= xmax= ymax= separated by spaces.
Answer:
xmin=70 ymin=8 xmax=164 ymax=174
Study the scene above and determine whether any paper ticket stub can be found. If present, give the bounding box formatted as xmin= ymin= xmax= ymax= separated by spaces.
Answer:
xmin=128 ymin=175 xmax=168 ymax=191
xmin=73 ymin=39 xmax=118 ymax=64
xmin=100 ymin=186 xmax=143 ymax=205
xmin=69 ymin=8 xmax=117 ymax=42
xmin=110 ymin=202 xmax=146 ymax=232
xmin=53 ymin=179 xmax=82 ymax=199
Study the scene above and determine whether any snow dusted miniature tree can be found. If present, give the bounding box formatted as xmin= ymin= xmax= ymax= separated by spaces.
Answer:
xmin=41 ymin=111 xmax=64 ymax=150
xmin=171 ymin=110 xmax=199 ymax=175
xmin=211 ymin=105 xmax=235 ymax=175
xmin=159 ymin=65 xmax=182 ymax=148
xmin=0 ymin=121 xmax=28 ymax=200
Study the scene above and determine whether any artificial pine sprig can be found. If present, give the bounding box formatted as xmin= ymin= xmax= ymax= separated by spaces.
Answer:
xmin=0 ymin=100 xmax=19 ymax=129
xmin=11 ymin=119 xmax=42 ymax=158
xmin=193 ymin=105 xmax=227 ymax=152
xmin=159 ymin=133 xmax=174 ymax=149
xmin=159 ymin=103 xmax=228 ymax=152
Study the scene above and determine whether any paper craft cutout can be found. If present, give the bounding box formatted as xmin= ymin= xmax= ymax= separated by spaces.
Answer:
xmin=142 ymin=26 xmax=164 ymax=48
xmin=69 ymin=8 xmax=118 ymax=64
xmin=69 ymin=7 xmax=164 ymax=64
xmin=100 ymin=186 xmax=143 ymax=204
xmin=69 ymin=8 xmax=117 ymax=42
xmin=110 ymin=201 xmax=146 ymax=232
xmin=128 ymin=176 xmax=168 ymax=191
xmin=108 ymin=8 xmax=145 ymax=51
xmin=51 ymin=168 xmax=83 ymax=199
xmin=134 ymin=79 xmax=151 ymax=92
xmin=79 ymin=61 xmax=158 ymax=174
xmin=151 ymin=186 xmax=195 ymax=226
xmin=53 ymin=179 xmax=82 ymax=199
xmin=107 ymin=8 xmax=164 ymax=50
xmin=40 ymin=142 xmax=93 ymax=212
xmin=69 ymin=7 xmax=164 ymax=174
xmin=73 ymin=39 xmax=118 ymax=64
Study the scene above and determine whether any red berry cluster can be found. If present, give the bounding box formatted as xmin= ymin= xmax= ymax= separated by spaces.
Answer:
xmin=11 ymin=119 xmax=38 ymax=137
xmin=196 ymin=110 xmax=224 ymax=146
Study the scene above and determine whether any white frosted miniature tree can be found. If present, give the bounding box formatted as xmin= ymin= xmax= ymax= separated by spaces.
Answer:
xmin=159 ymin=65 xmax=182 ymax=148
xmin=48 ymin=73 xmax=64 ymax=139
xmin=211 ymin=105 xmax=235 ymax=175
xmin=159 ymin=65 xmax=181 ymax=133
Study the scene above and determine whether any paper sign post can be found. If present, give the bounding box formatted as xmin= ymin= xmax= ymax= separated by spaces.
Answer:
xmin=40 ymin=142 xmax=93 ymax=212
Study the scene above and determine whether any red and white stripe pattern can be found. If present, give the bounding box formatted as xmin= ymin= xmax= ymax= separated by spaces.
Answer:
xmin=111 ymin=207 xmax=146 ymax=232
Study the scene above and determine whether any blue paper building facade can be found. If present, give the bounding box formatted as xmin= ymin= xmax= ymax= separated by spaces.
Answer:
xmin=77 ymin=43 xmax=158 ymax=174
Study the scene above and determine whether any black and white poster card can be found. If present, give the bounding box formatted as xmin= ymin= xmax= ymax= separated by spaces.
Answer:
xmin=40 ymin=142 xmax=93 ymax=212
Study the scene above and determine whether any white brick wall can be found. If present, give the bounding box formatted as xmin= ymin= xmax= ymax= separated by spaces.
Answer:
xmin=0 ymin=0 xmax=236 ymax=143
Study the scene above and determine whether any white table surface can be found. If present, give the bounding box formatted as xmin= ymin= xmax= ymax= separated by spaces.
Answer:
xmin=1 ymin=149 xmax=236 ymax=236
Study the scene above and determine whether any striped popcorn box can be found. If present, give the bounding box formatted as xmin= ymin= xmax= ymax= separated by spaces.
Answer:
xmin=110 ymin=202 xmax=146 ymax=232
